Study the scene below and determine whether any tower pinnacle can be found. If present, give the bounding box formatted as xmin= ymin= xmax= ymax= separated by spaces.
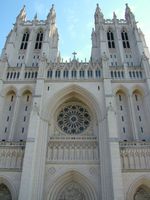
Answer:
xmin=16 ymin=5 xmax=26 ymax=23
xmin=125 ymin=3 xmax=136 ymax=26
xmin=47 ymin=4 xmax=56 ymax=25
xmin=94 ymin=4 xmax=104 ymax=25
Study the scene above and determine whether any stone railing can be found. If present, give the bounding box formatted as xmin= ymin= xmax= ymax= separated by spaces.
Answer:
xmin=6 ymin=66 xmax=38 ymax=81
xmin=110 ymin=66 xmax=144 ymax=80
xmin=120 ymin=141 xmax=150 ymax=171
xmin=0 ymin=141 xmax=25 ymax=170
xmin=24 ymin=67 xmax=38 ymax=80
xmin=46 ymin=61 xmax=102 ymax=81
xmin=47 ymin=136 xmax=99 ymax=163
xmin=4 ymin=63 xmax=145 ymax=82
xmin=110 ymin=69 xmax=125 ymax=79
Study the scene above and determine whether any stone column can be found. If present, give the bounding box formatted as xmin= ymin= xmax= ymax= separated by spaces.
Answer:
xmin=19 ymin=63 xmax=25 ymax=80
xmin=9 ymin=95 xmax=20 ymax=141
xmin=18 ymin=79 xmax=48 ymax=200
xmin=102 ymin=52 xmax=124 ymax=199
xmin=115 ymin=26 xmax=124 ymax=64
xmin=25 ymin=29 xmax=35 ymax=65
xmin=0 ymin=80 xmax=4 ymax=140
xmin=105 ymin=93 xmax=124 ymax=200
xmin=128 ymin=95 xmax=138 ymax=140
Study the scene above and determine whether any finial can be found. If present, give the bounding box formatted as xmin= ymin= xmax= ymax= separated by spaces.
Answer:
xmin=125 ymin=3 xmax=136 ymax=26
xmin=34 ymin=13 xmax=38 ymax=20
xmin=125 ymin=3 xmax=129 ymax=8
xmin=16 ymin=4 xmax=26 ymax=22
xmin=47 ymin=3 xmax=56 ymax=25
xmin=96 ymin=3 xmax=100 ymax=11
xmin=125 ymin=3 xmax=131 ymax=12
xmin=113 ymin=12 xmax=117 ymax=19
xmin=21 ymin=5 xmax=26 ymax=13
xmin=95 ymin=3 xmax=103 ymax=24
xmin=50 ymin=4 xmax=55 ymax=12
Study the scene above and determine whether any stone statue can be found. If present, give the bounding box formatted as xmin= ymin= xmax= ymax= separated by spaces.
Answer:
xmin=102 ymin=52 xmax=108 ymax=61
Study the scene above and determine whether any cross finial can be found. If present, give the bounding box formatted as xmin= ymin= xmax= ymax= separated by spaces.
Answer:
xmin=72 ymin=51 xmax=77 ymax=60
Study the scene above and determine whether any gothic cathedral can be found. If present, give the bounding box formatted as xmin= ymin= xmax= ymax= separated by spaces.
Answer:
xmin=0 ymin=3 xmax=150 ymax=200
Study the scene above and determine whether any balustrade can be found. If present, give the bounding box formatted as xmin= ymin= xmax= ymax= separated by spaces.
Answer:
xmin=0 ymin=141 xmax=25 ymax=170
xmin=120 ymin=141 xmax=150 ymax=170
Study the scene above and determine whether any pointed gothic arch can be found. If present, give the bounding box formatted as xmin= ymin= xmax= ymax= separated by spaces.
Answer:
xmin=134 ymin=185 xmax=150 ymax=200
xmin=44 ymin=84 xmax=101 ymax=138
xmin=47 ymin=170 xmax=98 ymax=200
xmin=115 ymin=87 xmax=133 ymax=140
xmin=127 ymin=176 xmax=150 ymax=200
xmin=131 ymin=85 xmax=145 ymax=97
xmin=131 ymin=87 xmax=149 ymax=140
xmin=44 ymin=84 xmax=102 ymax=123
xmin=19 ymin=85 xmax=33 ymax=96
xmin=0 ymin=184 xmax=12 ymax=200
xmin=0 ymin=176 xmax=17 ymax=200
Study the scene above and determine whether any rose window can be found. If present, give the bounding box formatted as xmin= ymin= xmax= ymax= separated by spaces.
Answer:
xmin=57 ymin=103 xmax=91 ymax=134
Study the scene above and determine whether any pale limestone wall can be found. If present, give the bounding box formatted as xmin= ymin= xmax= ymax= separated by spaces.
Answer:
xmin=0 ymin=3 xmax=150 ymax=200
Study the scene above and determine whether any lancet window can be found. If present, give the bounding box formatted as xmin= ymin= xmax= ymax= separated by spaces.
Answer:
xmin=35 ymin=30 xmax=43 ymax=50
xmin=121 ymin=30 xmax=130 ymax=48
xmin=107 ymin=30 xmax=115 ymax=48
xmin=20 ymin=31 xmax=30 ymax=50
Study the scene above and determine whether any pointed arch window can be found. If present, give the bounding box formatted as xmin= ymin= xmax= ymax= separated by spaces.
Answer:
xmin=0 ymin=184 xmax=12 ymax=200
xmin=47 ymin=70 xmax=53 ymax=78
xmin=79 ymin=70 xmax=85 ymax=78
xmin=20 ymin=31 xmax=30 ymax=50
xmin=107 ymin=30 xmax=115 ymax=48
xmin=55 ymin=70 xmax=61 ymax=78
xmin=95 ymin=69 xmax=101 ymax=77
xmin=35 ymin=30 xmax=43 ymax=50
xmin=71 ymin=70 xmax=77 ymax=78
xmin=63 ymin=70 xmax=69 ymax=78
xmin=87 ymin=70 xmax=93 ymax=78
xmin=121 ymin=30 xmax=130 ymax=48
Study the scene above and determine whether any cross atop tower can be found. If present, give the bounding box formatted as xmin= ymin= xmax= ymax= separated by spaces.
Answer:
xmin=72 ymin=51 xmax=77 ymax=60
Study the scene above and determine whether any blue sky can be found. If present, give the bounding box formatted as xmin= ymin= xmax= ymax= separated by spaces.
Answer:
xmin=0 ymin=0 xmax=150 ymax=60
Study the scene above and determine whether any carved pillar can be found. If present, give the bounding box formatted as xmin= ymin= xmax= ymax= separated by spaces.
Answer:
xmin=115 ymin=26 xmax=124 ymax=64
xmin=9 ymin=95 xmax=20 ymax=141
xmin=19 ymin=79 xmax=48 ymax=200
xmin=19 ymin=63 xmax=25 ymax=80
xmin=128 ymin=95 xmax=138 ymax=140
xmin=101 ymin=75 xmax=124 ymax=200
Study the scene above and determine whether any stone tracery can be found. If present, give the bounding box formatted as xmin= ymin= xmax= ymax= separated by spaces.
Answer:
xmin=57 ymin=102 xmax=91 ymax=135
xmin=58 ymin=182 xmax=86 ymax=200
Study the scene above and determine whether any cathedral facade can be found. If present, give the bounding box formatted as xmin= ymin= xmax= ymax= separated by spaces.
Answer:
xmin=0 ymin=3 xmax=150 ymax=200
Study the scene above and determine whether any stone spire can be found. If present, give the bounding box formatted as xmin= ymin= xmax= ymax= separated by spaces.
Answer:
xmin=125 ymin=3 xmax=136 ymax=26
xmin=47 ymin=4 xmax=56 ymax=25
xmin=94 ymin=4 xmax=104 ymax=25
xmin=16 ymin=5 xmax=26 ymax=23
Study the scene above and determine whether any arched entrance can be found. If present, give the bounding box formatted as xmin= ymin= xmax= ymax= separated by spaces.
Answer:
xmin=0 ymin=183 xmax=12 ymax=200
xmin=127 ymin=176 xmax=150 ymax=200
xmin=57 ymin=181 xmax=86 ymax=200
xmin=134 ymin=185 xmax=150 ymax=200
xmin=47 ymin=171 xmax=97 ymax=200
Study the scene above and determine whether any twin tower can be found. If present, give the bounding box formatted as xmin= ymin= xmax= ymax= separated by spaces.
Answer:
xmin=0 ymin=3 xmax=150 ymax=200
